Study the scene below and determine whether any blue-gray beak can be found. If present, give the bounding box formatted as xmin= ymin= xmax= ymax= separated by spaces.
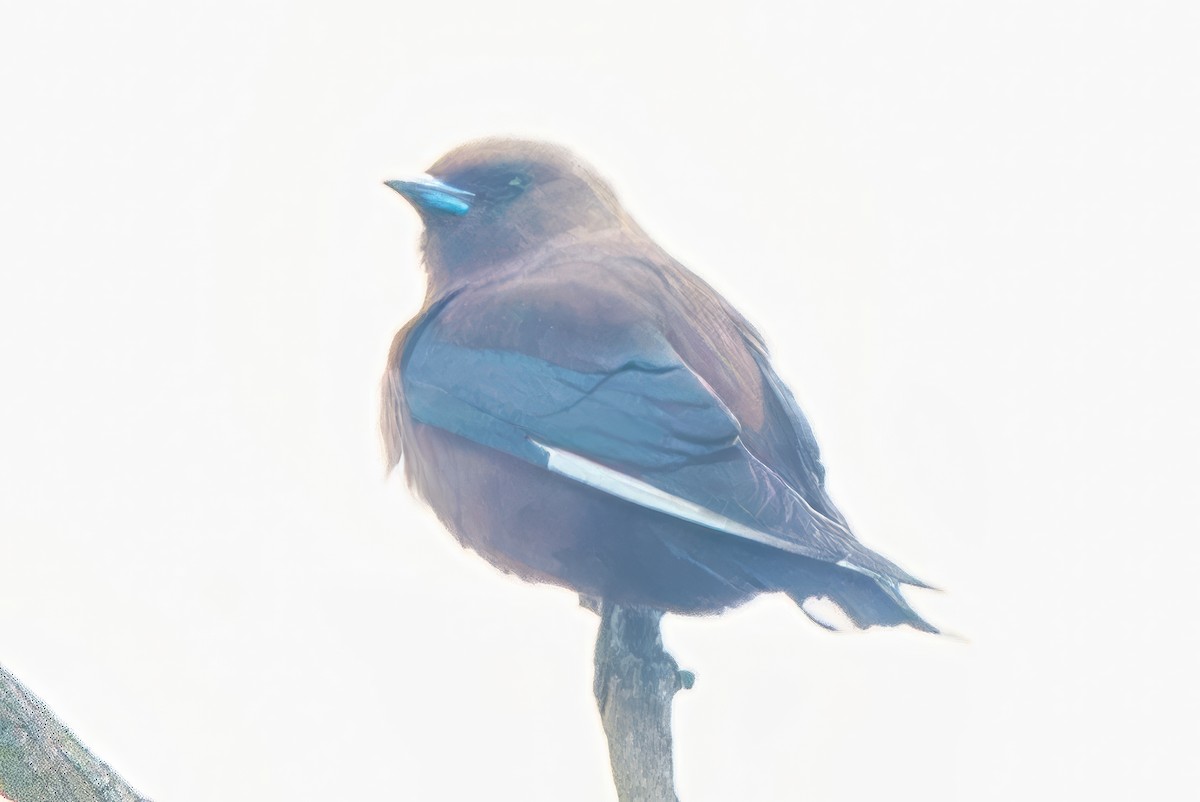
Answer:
xmin=385 ymin=175 xmax=474 ymax=216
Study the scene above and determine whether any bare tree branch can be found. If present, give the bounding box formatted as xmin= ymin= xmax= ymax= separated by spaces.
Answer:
xmin=0 ymin=664 xmax=150 ymax=802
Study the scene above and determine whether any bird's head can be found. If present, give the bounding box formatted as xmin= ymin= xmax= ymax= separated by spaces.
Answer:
xmin=386 ymin=138 xmax=630 ymax=286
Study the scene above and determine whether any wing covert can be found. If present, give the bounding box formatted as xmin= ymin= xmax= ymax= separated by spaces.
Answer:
xmin=403 ymin=331 xmax=740 ymax=472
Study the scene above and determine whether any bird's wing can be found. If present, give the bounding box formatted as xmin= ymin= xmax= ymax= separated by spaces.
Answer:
xmin=745 ymin=341 xmax=834 ymax=501
xmin=380 ymin=292 xmax=460 ymax=473
xmin=638 ymin=257 xmax=837 ymax=516
xmin=401 ymin=305 xmax=923 ymax=588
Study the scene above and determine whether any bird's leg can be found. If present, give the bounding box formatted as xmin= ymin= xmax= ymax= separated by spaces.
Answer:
xmin=592 ymin=601 xmax=688 ymax=802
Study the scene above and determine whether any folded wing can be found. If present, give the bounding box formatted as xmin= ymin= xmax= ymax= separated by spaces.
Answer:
xmin=402 ymin=312 xmax=925 ymax=592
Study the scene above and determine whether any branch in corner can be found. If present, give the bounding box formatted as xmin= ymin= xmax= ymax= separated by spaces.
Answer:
xmin=0 ymin=663 xmax=150 ymax=802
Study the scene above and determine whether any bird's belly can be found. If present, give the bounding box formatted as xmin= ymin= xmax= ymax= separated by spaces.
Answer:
xmin=402 ymin=420 xmax=761 ymax=613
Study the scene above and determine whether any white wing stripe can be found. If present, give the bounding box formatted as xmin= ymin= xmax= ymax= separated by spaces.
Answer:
xmin=531 ymin=439 xmax=812 ymax=558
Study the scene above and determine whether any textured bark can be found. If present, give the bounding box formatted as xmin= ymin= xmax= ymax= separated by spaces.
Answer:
xmin=0 ymin=664 xmax=149 ymax=802
xmin=592 ymin=601 xmax=691 ymax=802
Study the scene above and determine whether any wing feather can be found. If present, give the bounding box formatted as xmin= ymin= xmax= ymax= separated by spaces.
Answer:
xmin=400 ymin=310 xmax=924 ymax=586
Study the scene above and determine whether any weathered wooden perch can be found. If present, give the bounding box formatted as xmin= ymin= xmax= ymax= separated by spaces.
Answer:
xmin=0 ymin=663 xmax=149 ymax=802
xmin=591 ymin=601 xmax=692 ymax=802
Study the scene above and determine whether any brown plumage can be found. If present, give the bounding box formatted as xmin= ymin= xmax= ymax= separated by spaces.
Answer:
xmin=382 ymin=139 xmax=934 ymax=631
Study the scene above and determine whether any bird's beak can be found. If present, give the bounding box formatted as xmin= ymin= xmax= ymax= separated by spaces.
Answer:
xmin=384 ymin=175 xmax=474 ymax=216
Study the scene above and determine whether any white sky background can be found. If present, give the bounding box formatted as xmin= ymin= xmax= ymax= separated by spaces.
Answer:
xmin=2 ymin=2 xmax=1198 ymax=799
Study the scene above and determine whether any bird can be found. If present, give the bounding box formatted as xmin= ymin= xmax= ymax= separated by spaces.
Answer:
xmin=381 ymin=138 xmax=935 ymax=633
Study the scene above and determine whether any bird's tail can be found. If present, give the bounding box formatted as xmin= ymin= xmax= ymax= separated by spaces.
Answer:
xmin=732 ymin=548 xmax=939 ymax=633
xmin=786 ymin=569 xmax=939 ymax=634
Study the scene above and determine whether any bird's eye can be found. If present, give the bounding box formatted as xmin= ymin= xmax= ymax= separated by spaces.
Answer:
xmin=449 ymin=168 xmax=532 ymax=203
xmin=483 ymin=172 xmax=530 ymax=202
